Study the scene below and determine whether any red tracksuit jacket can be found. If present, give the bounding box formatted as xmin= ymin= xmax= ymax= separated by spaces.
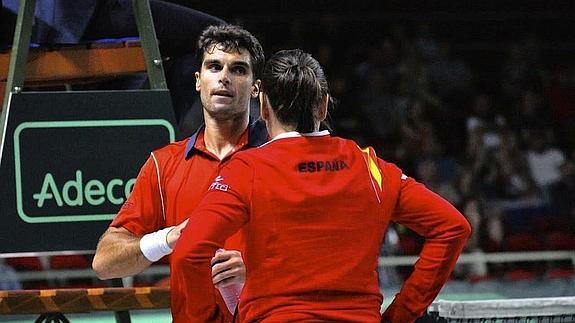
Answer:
xmin=171 ymin=131 xmax=471 ymax=322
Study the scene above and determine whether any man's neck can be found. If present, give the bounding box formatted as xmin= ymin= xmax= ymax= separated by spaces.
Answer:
xmin=266 ymin=116 xmax=290 ymax=139
xmin=203 ymin=114 xmax=249 ymax=160
xmin=266 ymin=118 xmax=320 ymax=139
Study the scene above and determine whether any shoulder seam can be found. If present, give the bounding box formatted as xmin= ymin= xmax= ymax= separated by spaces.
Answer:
xmin=150 ymin=152 xmax=166 ymax=222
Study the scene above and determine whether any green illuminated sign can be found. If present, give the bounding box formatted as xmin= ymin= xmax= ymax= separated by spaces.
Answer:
xmin=32 ymin=170 xmax=136 ymax=207
xmin=13 ymin=119 xmax=175 ymax=223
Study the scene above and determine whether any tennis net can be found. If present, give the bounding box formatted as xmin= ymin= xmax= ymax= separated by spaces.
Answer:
xmin=426 ymin=296 xmax=575 ymax=322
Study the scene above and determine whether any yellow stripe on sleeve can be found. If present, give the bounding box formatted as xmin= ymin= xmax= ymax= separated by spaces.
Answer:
xmin=361 ymin=148 xmax=382 ymax=190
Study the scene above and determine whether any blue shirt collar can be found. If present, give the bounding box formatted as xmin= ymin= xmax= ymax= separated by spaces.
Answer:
xmin=184 ymin=118 xmax=268 ymax=159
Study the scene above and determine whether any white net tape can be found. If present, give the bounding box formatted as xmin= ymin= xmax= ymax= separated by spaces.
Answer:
xmin=429 ymin=297 xmax=575 ymax=319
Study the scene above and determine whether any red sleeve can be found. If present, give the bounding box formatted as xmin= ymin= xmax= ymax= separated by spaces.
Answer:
xmin=171 ymin=156 xmax=252 ymax=323
xmin=109 ymin=154 xmax=163 ymax=236
xmin=381 ymin=164 xmax=471 ymax=323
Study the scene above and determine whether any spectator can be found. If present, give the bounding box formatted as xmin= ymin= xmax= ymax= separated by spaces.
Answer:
xmin=429 ymin=40 xmax=472 ymax=102
xmin=466 ymin=92 xmax=506 ymax=152
xmin=492 ymin=130 xmax=538 ymax=199
xmin=548 ymin=158 xmax=575 ymax=232
xmin=93 ymin=25 xmax=266 ymax=321
xmin=395 ymin=100 xmax=441 ymax=175
xmin=511 ymin=89 xmax=554 ymax=143
xmin=525 ymin=129 xmax=566 ymax=196
xmin=171 ymin=48 xmax=470 ymax=323
xmin=416 ymin=158 xmax=461 ymax=206
xmin=0 ymin=260 xmax=21 ymax=290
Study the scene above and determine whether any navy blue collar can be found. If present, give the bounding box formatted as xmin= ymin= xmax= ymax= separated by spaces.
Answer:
xmin=184 ymin=118 xmax=268 ymax=159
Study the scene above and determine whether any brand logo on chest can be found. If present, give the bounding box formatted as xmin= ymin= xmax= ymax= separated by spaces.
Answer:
xmin=209 ymin=175 xmax=229 ymax=192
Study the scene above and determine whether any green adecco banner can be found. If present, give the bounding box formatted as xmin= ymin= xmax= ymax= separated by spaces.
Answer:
xmin=0 ymin=90 xmax=176 ymax=253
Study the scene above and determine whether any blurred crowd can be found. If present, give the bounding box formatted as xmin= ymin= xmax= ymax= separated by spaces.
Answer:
xmin=243 ymin=17 xmax=575 ymax=282
xmin=2 ymin=8 xmax=574 ymax=288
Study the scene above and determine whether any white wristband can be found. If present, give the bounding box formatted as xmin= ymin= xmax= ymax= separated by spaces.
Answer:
xmin=139 ymin=226 xmax=175 ymax=262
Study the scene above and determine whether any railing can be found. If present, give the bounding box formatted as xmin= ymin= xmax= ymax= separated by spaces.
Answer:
xmin=1 ymin=250 xmax=572 ymax=323
xmin=4 ymin=250 xmax=573 ymax=285
xmin=378 ymin=250 xmax=575 ymax=267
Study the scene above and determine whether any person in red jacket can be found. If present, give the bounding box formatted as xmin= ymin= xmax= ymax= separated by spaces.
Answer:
xmin=93 ymin=25 xmax=267 ymax=322
xmin=171 ymin=49 xmax=471 ymax=323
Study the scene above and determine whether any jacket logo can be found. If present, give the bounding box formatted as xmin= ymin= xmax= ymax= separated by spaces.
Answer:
xmin=297 ymin=160 xmax=348 ymax=173
xmin=209 ymin=176 xmax=229 ymax=192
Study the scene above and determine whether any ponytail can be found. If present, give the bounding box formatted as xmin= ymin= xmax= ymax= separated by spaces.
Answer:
xmin=261 ymin=49 xmax=330 ymax=132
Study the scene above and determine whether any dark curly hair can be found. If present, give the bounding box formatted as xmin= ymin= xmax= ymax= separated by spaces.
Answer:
xmin=197 ymin=25 xmax=265 ymax=80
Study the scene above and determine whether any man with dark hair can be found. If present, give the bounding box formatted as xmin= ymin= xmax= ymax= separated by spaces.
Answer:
xmin=196 ymin=25 xmax=265 ymax=78
xmin=171 ymin=49 xmax=470 ymax=322
xmin=92 ymin=24 xmax=266 ymax=320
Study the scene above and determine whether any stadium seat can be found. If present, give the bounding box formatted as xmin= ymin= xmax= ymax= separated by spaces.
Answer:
xmin=49 ymin=255 xmax=91 ymax=269
xmin=545 ymin=231 xmax=575 ymax=250
xmin=545 ymin=267 xmax=574 ymax=279
xmin=483 ymin=238 xmax=501 ymax=252
xmin=466 ymin=273 xmax=495 ymax=283
xmin=0 ymin=39 xmax=147 ymax=110
xmin=504 ymin=268 xmax=539 ymax=281
xmin=504 ymin=232 xmax=543 ymax=252
xmin=5 ymin=257 xmax=44 ymax=271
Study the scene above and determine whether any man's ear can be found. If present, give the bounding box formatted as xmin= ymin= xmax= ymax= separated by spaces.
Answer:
xmin=259 ymin=91 xmax=270 ymax=121
xmin=251 ymin=80 xmax=261 ymax=98
xmin=195 ymin=72 xmax=201 ymax=92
